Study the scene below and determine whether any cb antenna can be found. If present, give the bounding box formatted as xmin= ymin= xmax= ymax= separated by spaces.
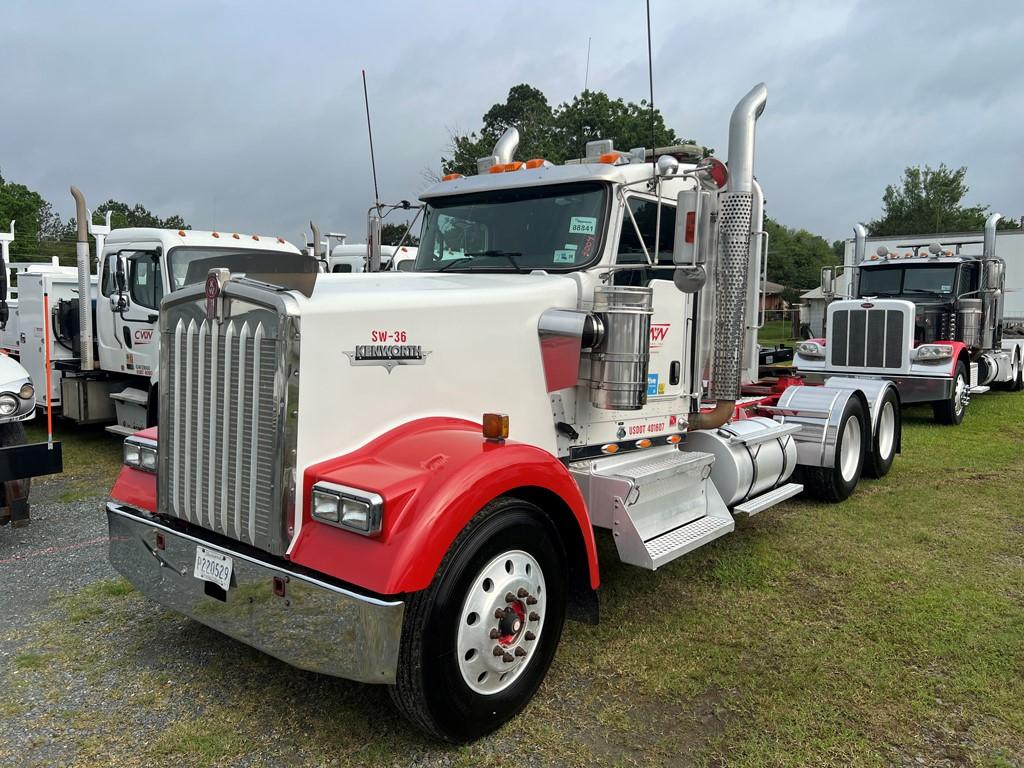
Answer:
xmin=645 ymin=0 xmax=656 ymax=154
xmin=584 ymin=36 xmax=592 ymax=92
xmin=362 ymin=69 xmax=381 ymax=212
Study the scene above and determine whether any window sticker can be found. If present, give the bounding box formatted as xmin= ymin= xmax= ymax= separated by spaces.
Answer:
xmin=569 ymin=216 xmax=597 ymax=235
xmin=553 ymin=249 xmax=577 ymax=264
xmin=647 ymin=373 xmax=659 ymax=396
xmin=563 ymin=243 xmax=578 ymax=251
xmin=941 ymin=284 xmax=951 ymax=292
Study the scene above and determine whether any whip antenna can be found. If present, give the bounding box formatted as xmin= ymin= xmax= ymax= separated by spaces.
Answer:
xmin=584 ymin=36 xmax=592 ymax=92
xmin=362 ymin=69 xmax=381 ymax=211
xmin=646 ymin=0 xmax=656 ymax=153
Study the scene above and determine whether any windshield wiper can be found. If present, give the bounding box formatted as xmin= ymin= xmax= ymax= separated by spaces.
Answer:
xmin=438 ymin=250 xmax=525 ymax=273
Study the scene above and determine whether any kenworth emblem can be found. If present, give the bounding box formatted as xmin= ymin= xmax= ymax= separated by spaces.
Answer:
xmin=343 ymin=344 xmax=431 ymax=373
xmin=205 ymin=268 xmax=231 ymax=321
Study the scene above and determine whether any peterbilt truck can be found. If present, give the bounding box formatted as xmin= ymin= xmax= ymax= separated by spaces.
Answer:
xmin=106 ymin=83 xmax=906 ymax=741
xmin=794 ymin=221 xmax=1024 ymax=424
xmin=0 ymin=189 xmax=313 ymax=434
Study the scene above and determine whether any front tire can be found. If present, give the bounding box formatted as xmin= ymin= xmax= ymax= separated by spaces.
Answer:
xmin=800 ymin=395 xmax=867 ymax=502
xmin=390 ymin=497 xmax=567 ymax=743
xmin=933 ymin=360 xmax=968 ymax=425
xmin=864 ymin=388 xmax=901 ymax=479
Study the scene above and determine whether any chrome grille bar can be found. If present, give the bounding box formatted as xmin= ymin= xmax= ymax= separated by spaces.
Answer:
xmin=184 ymin=318 xmax=195 ymax=523
xmin=235 ymin=322 xmax=249 ymax=540
xmin=207 ymin=319 xmax=219 ymax=531
xmin=250 ymin=323 xmax=263 ymax=545
xmin=220 ymin=321 xmax=233 ymax=534
xmin=172 ymin=318 xmax=183 ymax=518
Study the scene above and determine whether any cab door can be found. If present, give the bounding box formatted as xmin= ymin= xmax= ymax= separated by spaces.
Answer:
xmin=111 ymin=246 xmax=163 ymax=378
xmin=613 ymin=195 xmax=686 ymax=401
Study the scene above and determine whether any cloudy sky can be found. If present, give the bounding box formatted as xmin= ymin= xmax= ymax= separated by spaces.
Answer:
xmin=2 ymin=0 xmax=1021 ymax=246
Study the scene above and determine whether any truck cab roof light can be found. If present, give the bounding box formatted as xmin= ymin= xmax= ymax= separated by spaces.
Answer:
xmin=178 ymin=230 xmax=186 ymax=236
xmin=524 ymin=158 xmax=548 ymax=169
xmin=212 ymin=231 xmax=220 ymax=238
xmin=232 ymin=233 xmax=240 ymax=240
xmin=599 ymin=152 xmax=622 ymax=165
xmin=482 ymin=413 xmax=509 ymax=440
xmin=442 ymin=173 xmax=463 ymax=181
xmin=252 ymin=234 xmax=260 ymax=241
xmin=277 ymin=237 xmax=286 ymax=244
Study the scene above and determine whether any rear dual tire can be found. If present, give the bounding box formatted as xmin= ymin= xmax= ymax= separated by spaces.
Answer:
xmin=864 ymin=388 xmax=900 ymax=479
xmin=800 ymin=396 xmax=868 ymax=503
xmin=390 ymin=497 xmax=567 ymax=743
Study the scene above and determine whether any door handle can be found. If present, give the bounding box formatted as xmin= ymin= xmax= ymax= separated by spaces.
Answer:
xmin=122 ymin=326 xmax=133 ymax=348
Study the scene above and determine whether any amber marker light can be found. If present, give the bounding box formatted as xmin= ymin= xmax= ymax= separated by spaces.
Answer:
xmin=482 ymin=413 xmax=509 ymax=440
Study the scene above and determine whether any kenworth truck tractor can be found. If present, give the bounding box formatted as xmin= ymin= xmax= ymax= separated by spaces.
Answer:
xmin=106 ymin=84 xmax=907 ymax=741
xmin=794 ymin=220 xmax=1024 ymax=425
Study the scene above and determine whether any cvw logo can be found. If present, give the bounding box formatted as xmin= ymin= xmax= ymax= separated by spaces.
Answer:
xmin=134 ymin=329 xmax=154 ymax=344
xmin=650 ymin=324 xmax=670 ymax=346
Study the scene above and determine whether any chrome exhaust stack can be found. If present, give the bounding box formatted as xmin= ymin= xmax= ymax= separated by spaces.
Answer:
xmin=70 ymin=186 xmax=95 ymax=371
xmin=853 ymin=223 xmax=867 ymax=265
xmin=691 ymin=83 xmax=767 ymax=430
xmin=983 ymin=212 xmax=1001 ymax=259
xmin=476 ymin=127 xmax=520 ymax=173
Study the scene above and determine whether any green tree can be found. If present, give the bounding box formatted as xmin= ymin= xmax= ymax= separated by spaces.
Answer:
xmin=441 ymin=85 xmax=703 ymax=176
xmin=868 ymin=164 xmax=1019 ymax=236
xmin=90 ymin=199 xmax=189 ymax=230
xmin=0 ymin=171 xmax=65 ymax=260
xmin=380 ymin=221 xmax=419 ymax=247
xmin=764 ymin=217 xmax=839 ymax=290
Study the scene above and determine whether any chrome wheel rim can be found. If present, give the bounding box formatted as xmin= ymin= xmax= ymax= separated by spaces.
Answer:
xmin=456 ymin=549 xmax=546 ymax=696
xmin=877 ymin=401 xmax=896 ymax=460
xmin=839 ymin=415 xmax=862 ymax=483
xmin=954 ymin=373 xmax=968 ymax=417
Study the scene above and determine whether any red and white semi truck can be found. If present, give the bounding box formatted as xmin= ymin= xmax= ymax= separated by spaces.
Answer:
xmin=105 ymin=83 xmax=906 ymax=741
xmin=794 ymin=221 xmax=1024 ymax=424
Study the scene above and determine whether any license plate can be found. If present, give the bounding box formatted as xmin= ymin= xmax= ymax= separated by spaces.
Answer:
xmin=194 ymin=546 xmax=233 ymax=591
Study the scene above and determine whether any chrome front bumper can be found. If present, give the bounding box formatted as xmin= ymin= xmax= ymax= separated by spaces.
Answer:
xmin=106 ymin=502 xmax=404 ymax=684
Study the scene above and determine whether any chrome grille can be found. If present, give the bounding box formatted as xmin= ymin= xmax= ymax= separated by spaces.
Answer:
xmin=830 ymin=307 xmax=905 ymax=370
xmin=158 ymin=286 xmax=299 ymax=556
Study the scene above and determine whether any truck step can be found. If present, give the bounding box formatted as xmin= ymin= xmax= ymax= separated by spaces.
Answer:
xmin=733 ymin=482 xmax=804 ymax=517
xmin=109 ymin=387 xmax=149 ymax=406
xmin=105 ymin=424 xmax=140 ymax=437
xmin=633 ymin=509 xmax=735 ymax=569
xmin=571 ymin=445 xmax=735 ymax=570
xmin=969 ymin=385 xmax=990 ymax=395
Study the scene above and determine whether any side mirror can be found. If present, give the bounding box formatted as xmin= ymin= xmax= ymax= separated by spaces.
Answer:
xmin=112 ymin=254 xmax=129 ymax=311
xmin=821 ymin=266 xmax=835 ymax=298
xmin=367 ymin=216 xmax=382 ymax=273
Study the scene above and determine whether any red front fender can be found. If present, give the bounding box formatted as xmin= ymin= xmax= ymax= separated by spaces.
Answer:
xmin=290 ymin=417 xmax=600 ymax=596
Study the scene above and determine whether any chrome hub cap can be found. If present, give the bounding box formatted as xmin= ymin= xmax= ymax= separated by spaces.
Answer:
xmin=456 ymin=549 xmax=546 ymax=695
xmin=954 ymin=373 xmax=968 ymax=416
xmin=877 ymin=401 xmax=896 ymax=460
xmin=839 ymin=415 xmax=862 ymax=483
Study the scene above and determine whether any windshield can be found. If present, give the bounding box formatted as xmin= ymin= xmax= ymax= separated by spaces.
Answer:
xmin=167 ymin=247 xmax=316 ymax=290
xmin=413 ymin=182 xmax=607 ymax=272
xmin=859 ymin=265 xmax=958 ymax=297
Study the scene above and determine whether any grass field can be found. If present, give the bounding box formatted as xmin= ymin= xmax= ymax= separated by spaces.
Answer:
xmin=3 ymin=394 xmax=1023 ymax=767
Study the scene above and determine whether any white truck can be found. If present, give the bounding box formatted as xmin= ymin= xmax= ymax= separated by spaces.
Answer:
xmin=794 ymin=221 xmax=1024 ymax=424
xmin=106 ymin=83 xmax=906 ymax=741
xmin=0 ymin=222 xmax=63 ymax=526
xmin=0 ymin=189 xmax=314 ymax=434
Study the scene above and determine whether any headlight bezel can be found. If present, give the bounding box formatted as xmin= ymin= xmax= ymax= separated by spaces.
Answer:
xmin=796 ymin=341 xmax=826 ymax=359
xmin=18 ymin=382 xmax=34 ymax=401
xmin=311 ymin=481 xmax=384 ymax=537
xmin=123 ymin=436 xmax=158 ymax=473
xmin=911 ymin=344 xmax=954 ymax=363
xmin=0 ymin=393 xmax=19 ymax=416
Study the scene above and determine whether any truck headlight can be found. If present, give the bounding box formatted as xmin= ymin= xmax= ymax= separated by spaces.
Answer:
xmin=19 ymin=383 xmax=34 ymax=400
xmin=311 ymin=482 xmax=383 ymax=536
xmin=123 ymin=437 xmax=158 ymax=473
xmin=796 ymin=341 xmax=825 ymax=359
xmin=911 ymin=344 xmax=953 ymax=362
xmin=0 ymin=393 xmax=18 ymax=416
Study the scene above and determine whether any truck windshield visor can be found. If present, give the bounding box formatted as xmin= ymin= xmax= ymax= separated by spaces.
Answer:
xmin=414 ymin=182 xmax=607 ymax=272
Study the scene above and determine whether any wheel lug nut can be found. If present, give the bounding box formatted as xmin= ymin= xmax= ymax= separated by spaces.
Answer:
xmin=514 ymin=647 xmax=527 ymax=657
xmin=493 ymin=646 xmax=504 ymax=657
xmin=525 ymin=631 xmax=536 ymax=641
xmin=529 ymin=612 xmax=540 ymax=622
xmin=489 ymin=629 xmax=500 ymax=639
xmin=505 ymin=592 xmax=517 ymax=603
xmin=526 ymin=596 xmax=537 ymax=605
xmin=502 ymin=652 xmax=514 ymax=663
xmin=517 ymin=588 xmax=529 ymax=598
xmin=494 ymin=609 xmax=505 ymax=619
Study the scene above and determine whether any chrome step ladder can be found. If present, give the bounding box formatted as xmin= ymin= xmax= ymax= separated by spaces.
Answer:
xmin=571 ymin=446 xmax=734 ymax=570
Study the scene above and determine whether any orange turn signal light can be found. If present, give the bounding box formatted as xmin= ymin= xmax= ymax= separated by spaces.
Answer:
xmin=599 ymin=152 xmax=621 ymax=164
xmin=482 ymin=413 xmax=509 ymax=440
xmin=232 ymin=233 xmax=240 ymax=240
xmin=252 ymin=234 xmax=260 ymax=241
xmin=525 ymin=158 xmax=546 ymax=169
xmin=667 ymin=434 xmax=682 ymax=444
xmin=601 ymin=443 xmax=619 ymax=454
xmin=212 ymin=231 xmax=220 ymax=238
xmin=442 ymin=173 xmax=463 ymax=182
xmin=177 ymin=230 xmax=186 ymax=236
